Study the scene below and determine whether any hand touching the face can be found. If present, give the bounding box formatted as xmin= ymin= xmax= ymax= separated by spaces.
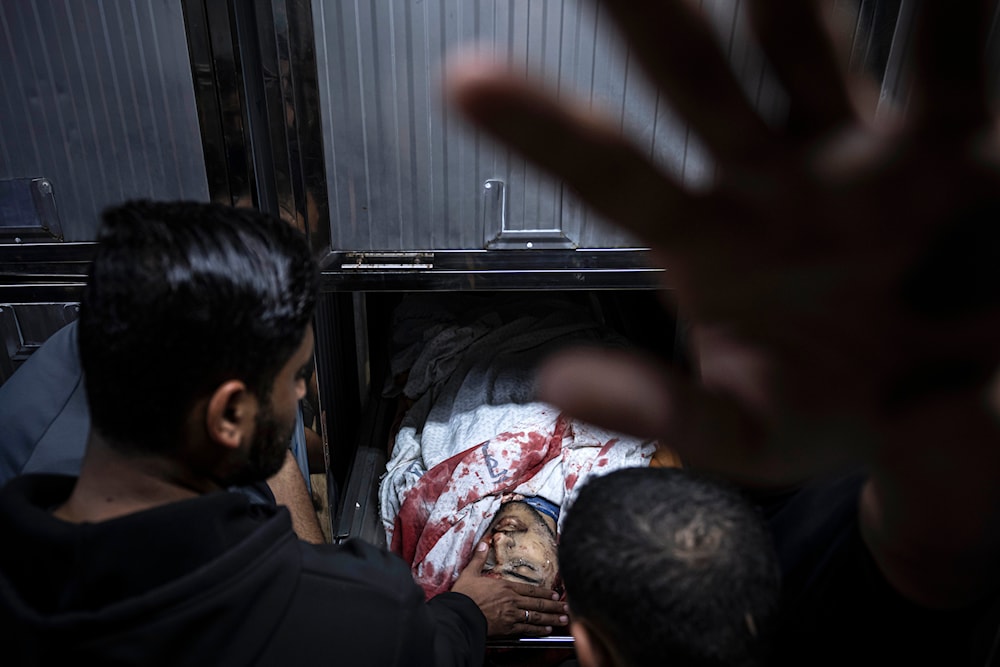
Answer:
xmin=451 ymin=541 xmax=569 ymax=637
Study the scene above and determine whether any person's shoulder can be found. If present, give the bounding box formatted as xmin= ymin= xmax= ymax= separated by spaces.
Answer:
xmin=267 ymin=539 xmax=465 ymax=667
xmin=765 ymin=471 xmax=1000 ymax=666
xmin=0 ymin=321 xmax=87 ymax=482
xmin=0 ymin=320 xmax=82 ymax=413
xmin=298 ymin=538 xmax=425 ymax=601
xmin=0 ymin=473 xmax=75 ymax=513
xmin=1 ymin=321 xmax=80 ymax=388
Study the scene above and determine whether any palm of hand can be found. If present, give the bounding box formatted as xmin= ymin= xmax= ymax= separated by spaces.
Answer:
xmin=682 ymin=127 xmax=1000 ymax=481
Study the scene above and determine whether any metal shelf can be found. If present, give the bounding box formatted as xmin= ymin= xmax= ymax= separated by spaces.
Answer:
xmin=0 ymin=244 xmax=668 ymax=298
xmin=319 ymin=248 xmax=667 ymax=292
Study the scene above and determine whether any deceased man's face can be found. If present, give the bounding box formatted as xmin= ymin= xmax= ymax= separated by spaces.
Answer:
xmin=481 ymin=501 xmax=558 ymax=589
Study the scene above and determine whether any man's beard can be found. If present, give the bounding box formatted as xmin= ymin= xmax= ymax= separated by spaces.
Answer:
xmin=221 ymin=399 xmax=295 ymax=487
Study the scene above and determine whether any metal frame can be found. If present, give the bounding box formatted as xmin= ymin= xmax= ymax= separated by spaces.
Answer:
xmin=0 ymin=243 xmax=93 ymax=302
xmin=182 ymin=0 xmax=330 ymax=252
xmin=0 ymin=0 xmax=926 ymax=657
xmin=319 ymin=248 xmax=666 ymax=292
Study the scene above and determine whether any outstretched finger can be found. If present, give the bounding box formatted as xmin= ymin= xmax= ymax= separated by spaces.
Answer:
xmin=516 ymin=597 xmax=569 ymax=624
xmin=447 ymin=60 xmax=695 ymax=247
xmin=518 ymin=608 xmax=569 ymax=635
xmin=596 ymin=0 xmax=773 ymax=160
xmin=748 ymin=0 xmax=855 ymax=140
xmin=460 ymin=541 xmax=490 ymax=576
xmin=507 ymin=585 xmax=569 ymax=633
xmin=909 ymin=0 xmax=993 ymax=132
xmin=506 ymin=584 xmax=567 ymax=615
xmin=537 ymin=345 xmax=824 ymax=486
xmin=507 ymin=581 xmax=561 ymax=602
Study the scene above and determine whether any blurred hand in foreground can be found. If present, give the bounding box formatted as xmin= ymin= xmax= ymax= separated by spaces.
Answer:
xmin=447 ymin=1 xmax=1000 ymax=608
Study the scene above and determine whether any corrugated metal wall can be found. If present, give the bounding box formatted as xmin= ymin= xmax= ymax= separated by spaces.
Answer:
xmin=2 ymin=0 xmax=994 ymax=253
xmin=0 ymin=0 xmax=209 ymax=242
xmin=311 ymin=0 xmax=842 ymax=251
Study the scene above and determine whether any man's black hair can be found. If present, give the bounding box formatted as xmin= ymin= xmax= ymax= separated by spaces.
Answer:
xmin=78 ymin=200 xmax=318 ymax=456
xmin=559 ymin=466 xmax=781 ymax=667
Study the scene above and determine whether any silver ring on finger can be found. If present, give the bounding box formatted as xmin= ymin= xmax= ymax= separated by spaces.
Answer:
xmin=524 ymin=609 xmax=529 ymax=623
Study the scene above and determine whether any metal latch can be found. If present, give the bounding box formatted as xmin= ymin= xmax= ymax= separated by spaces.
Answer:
xmin=482 ymin=179 xmax=576 ymax=250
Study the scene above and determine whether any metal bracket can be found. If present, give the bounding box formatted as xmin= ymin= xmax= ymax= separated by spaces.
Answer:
xmin=0 ymin=178 xmax=64 ymax=243
xmin=482 ymin=179 xmax=576 ymax=250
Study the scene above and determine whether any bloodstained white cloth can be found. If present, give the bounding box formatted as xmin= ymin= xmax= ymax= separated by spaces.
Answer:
xmin=379 ymin=295 xmax=655 ymax=598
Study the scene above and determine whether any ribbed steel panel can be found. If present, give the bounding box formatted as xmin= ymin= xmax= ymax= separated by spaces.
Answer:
xmin=310 ymin=0 xmax=803 ymax=251
xmin=0 ymin=0 xmax=209 ymax=242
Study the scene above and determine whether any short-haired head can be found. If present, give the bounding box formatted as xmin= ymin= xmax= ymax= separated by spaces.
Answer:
xmin=79 ymin=200 xmax=318 ymax=456
xmin=559 ymin=467 xmax=781 ymax=667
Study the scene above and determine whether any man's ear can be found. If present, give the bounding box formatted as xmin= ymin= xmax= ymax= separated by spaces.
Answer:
xmin=206 ymin=380 xmax=255 ymax=450
xmin=570 ymin=619 xmax=616 ymax=667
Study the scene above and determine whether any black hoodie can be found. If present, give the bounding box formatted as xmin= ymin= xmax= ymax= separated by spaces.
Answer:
xmin=0 ymin=474 xmax=485 ymax=666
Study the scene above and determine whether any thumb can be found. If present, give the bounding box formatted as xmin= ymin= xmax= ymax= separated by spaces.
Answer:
xmin=461 ymin=540 xmax=490 ymax=576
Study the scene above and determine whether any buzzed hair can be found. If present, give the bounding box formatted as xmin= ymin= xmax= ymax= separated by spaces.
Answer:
xmin=559 ymin=466 xmax=781 ymax=667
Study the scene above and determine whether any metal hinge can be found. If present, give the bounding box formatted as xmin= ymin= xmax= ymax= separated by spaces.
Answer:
xmin=339 ymin=252 xmax=434 ymax=270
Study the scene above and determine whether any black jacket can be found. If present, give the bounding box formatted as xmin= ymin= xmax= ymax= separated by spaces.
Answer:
xmin=755 ymin=471 xmax=1000 ymax=667
xmin=0 ymin=474 xmax=486 ymax=666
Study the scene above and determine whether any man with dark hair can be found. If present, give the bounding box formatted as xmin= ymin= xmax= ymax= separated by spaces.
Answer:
xmin=0 ymin=317 xmax=326 ymax=544
xmin=0 ymin=200 xmax=566 ymax=665
xmin=559 ymin=467 xmax=780 ymax=667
